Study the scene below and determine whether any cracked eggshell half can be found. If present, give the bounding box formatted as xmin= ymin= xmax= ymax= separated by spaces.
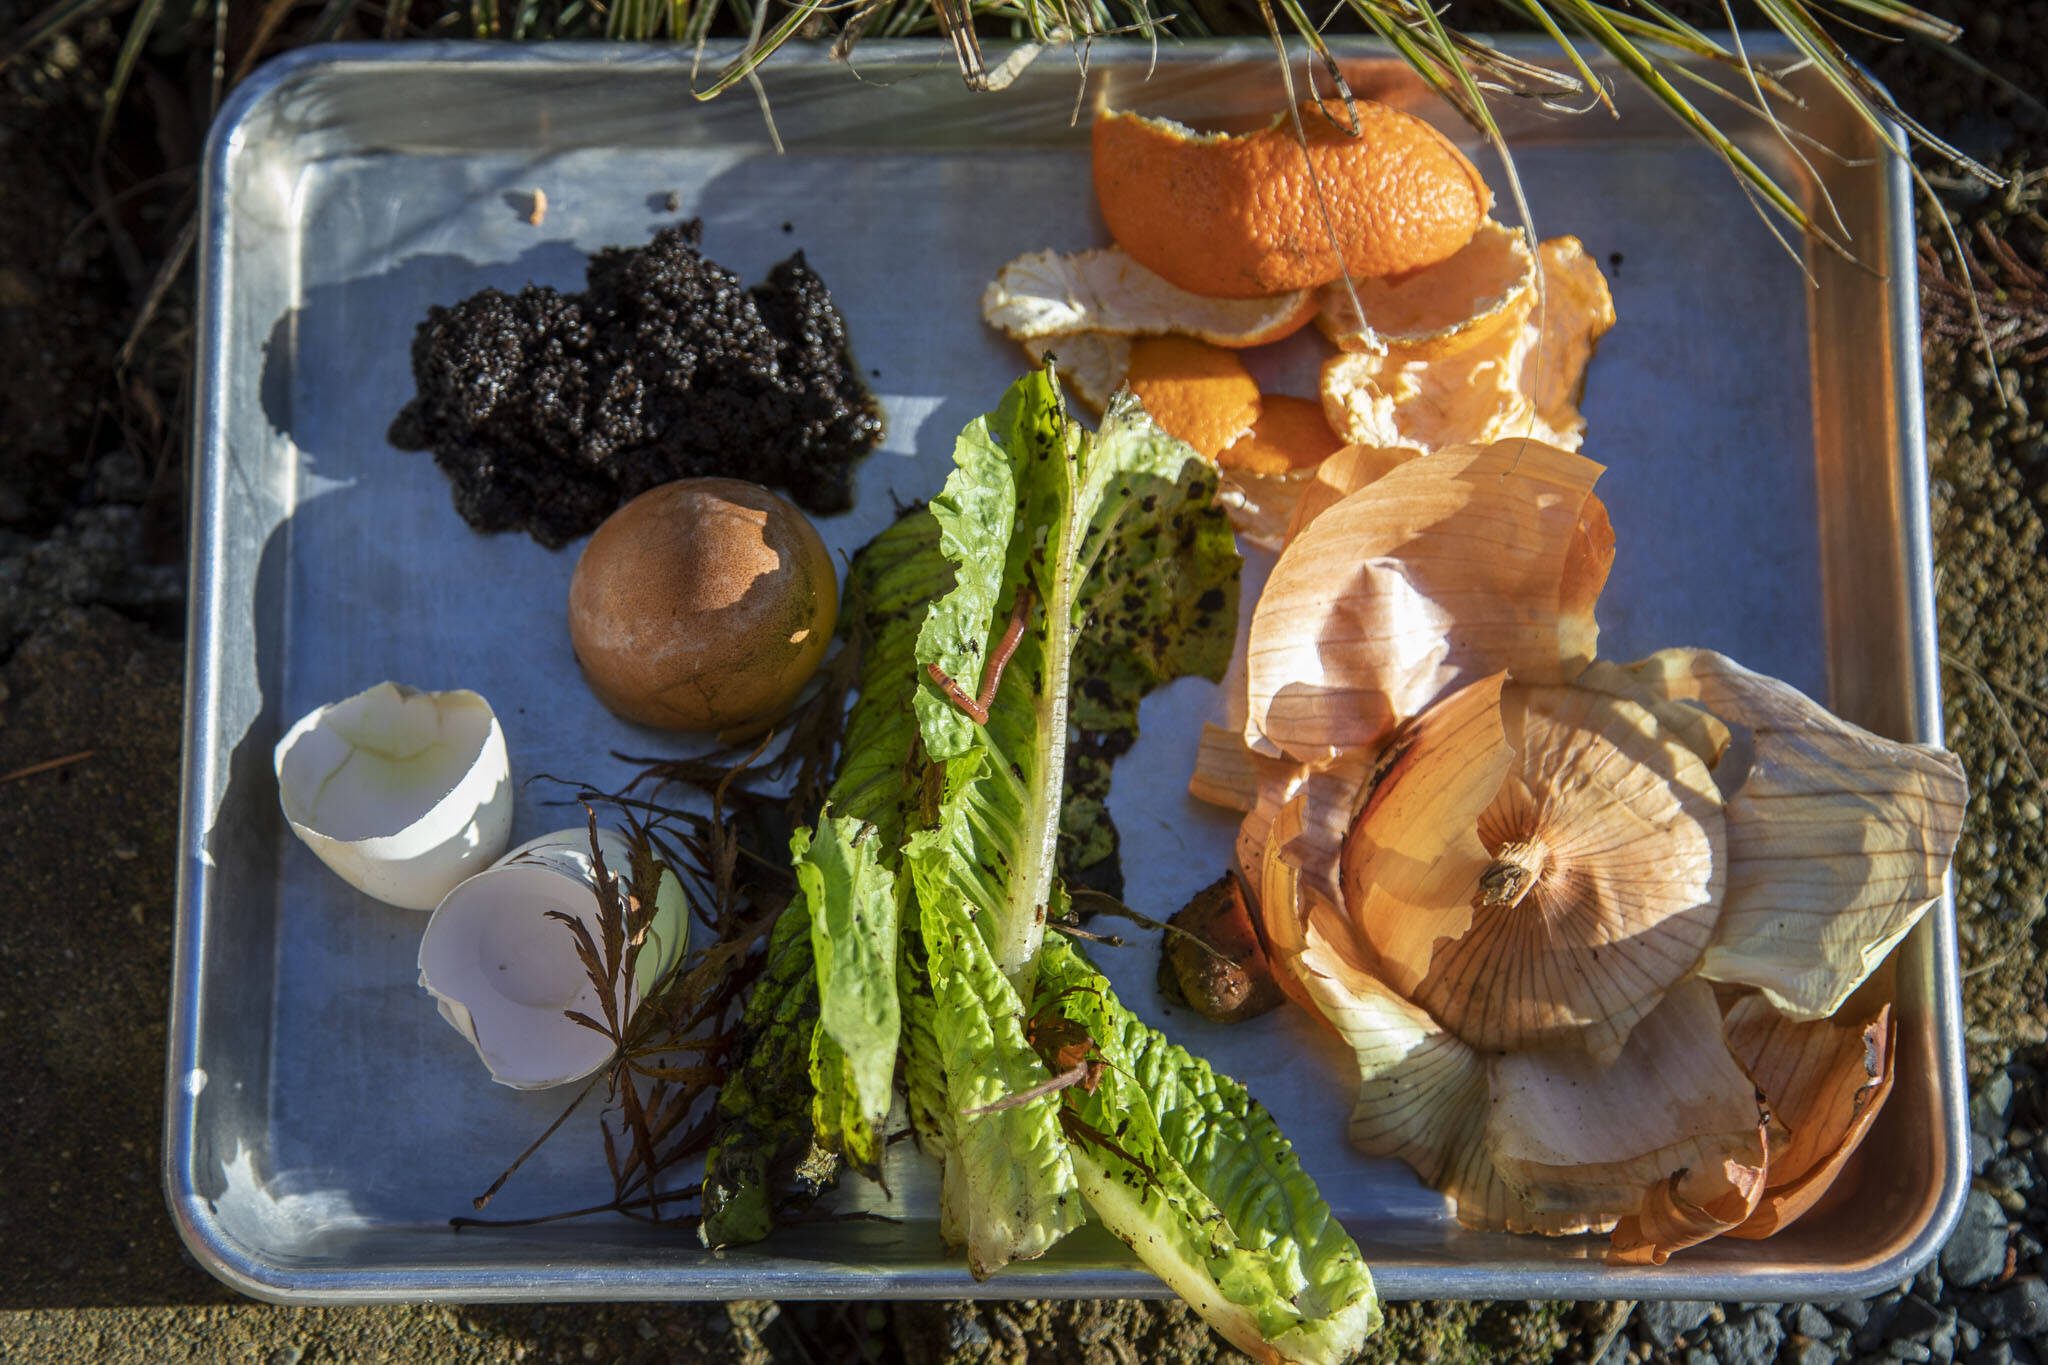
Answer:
xmin=417 ymin=828 xmax=689 ymax=1090
xmin=273 ymin=682 xmax=513 ymax=910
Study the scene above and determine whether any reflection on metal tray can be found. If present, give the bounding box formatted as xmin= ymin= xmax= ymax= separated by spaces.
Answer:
xmin=170 ymin=38 xmax=1961 ymax=1304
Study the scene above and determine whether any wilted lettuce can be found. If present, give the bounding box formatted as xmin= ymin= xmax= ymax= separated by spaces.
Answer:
xmin=710 ymin=372 xmax=1379 ymax=1362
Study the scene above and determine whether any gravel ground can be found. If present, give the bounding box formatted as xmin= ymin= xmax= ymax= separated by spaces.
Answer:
xmin=2 ymin=3 xmax=2046 ymax=1362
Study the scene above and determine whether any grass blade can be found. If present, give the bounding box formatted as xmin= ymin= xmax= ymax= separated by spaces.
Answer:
xmin=1754 ymin=0 xmax=2000 ymax=185
xmin=1716 ymin=0 xmax=1851 ymax=242
xmin=1657 ymin=54 xmax=1865 ymax=167
xmin=1546 ymin=0 xmax=1837 ymax=251
xmin=95 ymin=0 xmax=167 ymax=151
xmin=1503 ymin=0 xmax=1613 ymax=115
xmin=693 ymin=0 xmax=818 ymax=101
xmin=1584 ymin=0 xmax=1800 ymax=101
xmin=1339 ymin=0 xmax=1479 ymax=125
xmin=1430 ymin=26 xmax=1590 ymax=106
xmin=1809 ymin=0 xmax=1958 ymax=42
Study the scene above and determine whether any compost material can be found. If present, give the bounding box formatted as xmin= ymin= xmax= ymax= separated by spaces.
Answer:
xmin=389 ymin=222 xmax=882 ymax=548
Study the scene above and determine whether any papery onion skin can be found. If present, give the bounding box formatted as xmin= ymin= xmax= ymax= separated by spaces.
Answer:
xmin=1722 ymin=969 xmax=1898 ymax=1239
xmin=1608 ymin=1144 xmax=1769 ymax=1265
xmin=1403 ymin=682 xmax=1726 ymax=1066
xmin=1264 ymin=792 xmax=1546 ymax=1234
xmin=1618 ymin=649 xmax=1967 ymax=1021
xmin=1244 ymin=441 xmax=1609 ymax=764
xmin=1281 ymin=444 xmax=1422 ymax=547
xmin=1334 ymin=672 xmax=1511 ymax=994
xmin=1207 ymin=422 xmax=1962 ymax=1264
xmin=1485 ymin=980 xmax=1768 ymax=1258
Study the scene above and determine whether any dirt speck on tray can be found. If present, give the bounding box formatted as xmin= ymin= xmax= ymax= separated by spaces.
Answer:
xmin=388 ymin=221 xmax=883 ymax=549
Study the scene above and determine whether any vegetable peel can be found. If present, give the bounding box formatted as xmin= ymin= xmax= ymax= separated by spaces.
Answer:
xmin=758 ymin=372 xmax=1376 ymax=1359
xmin=1214 ymin=438 xmax=1964 ymax=1263
xmin=1243 ymin=440 xmax=1611 ymax=763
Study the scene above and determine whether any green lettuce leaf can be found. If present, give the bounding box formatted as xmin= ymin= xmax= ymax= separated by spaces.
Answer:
xmin=793 ymin=815 xmax=901 ymax=1178
xmin=699 ymin=898 xmax=837 ymax=1248
xmin=717 ymin=372 xmax=1369 ymax=1362
xmin=700 ymin=515 xmax=932 ymax=1243
xmin=911 ymin=374 xmax=1221 ymax=980
xmin=828 ymin=507 xmax=947 ymax=847
xmin=910 ymin=851 xmax=1085 ymax=1277
xmin=1062 ymin=455 xmax=1238 ymax=893
xmin=820 ymin=387 xmax=1238 ymax=900
xmin=896 ymin=928 xmax=968 ymax=1248
xmin=1035 ymin=937 xmax=1381 ymax=1365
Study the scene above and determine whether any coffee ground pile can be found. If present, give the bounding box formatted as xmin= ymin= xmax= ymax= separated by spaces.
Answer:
xmin=389 ymin=221 xmax=883 ymax=548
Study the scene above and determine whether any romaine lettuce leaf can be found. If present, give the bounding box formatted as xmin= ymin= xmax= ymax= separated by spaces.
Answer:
xmin=1036 ymin=936 xmax=1381 ymax=1365
xmin=911 ymin=854 xmax=1085 ymax=1276
xmin=896 ymin=928 xmax=968 ymax=1248
xmin=792 ymin=815 xmax=901 ymax=1178
xmin=883 ymin=372 xmax=1247 ymax=1274
xmin=699 ymin=897 xmax=835 ymax=1248
xmin=807 ymin=1029 xmax=878 ymax=1176
xmin=1062 ymin=455 xmax=1238 ymax=892
xmin=911 ymin=373 xmax=1222 ymax=980
xmin=828 ymin=507 xmax=948 ymax=846
xmin=711 ymin=372 xmax=1380 ymax=1365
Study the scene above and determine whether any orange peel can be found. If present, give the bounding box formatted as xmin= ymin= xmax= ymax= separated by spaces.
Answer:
xmin=1123 ymin=336 xmax=1261 ymax=460
xmin=1093 ymin=101 xmax=1492 ymax=299
xmin=1316 ymin=218 xmax=1534 ymax=359
xmin=983 ymin=248 xmax=1318 ymax=349
xmin=1210 ymin=397 xmax=1349 ymax=550
xmin=1320 ymin=235 xmax=1615 ymax=454
xmin=1217 ymin=395 xmax=1343 ymax=476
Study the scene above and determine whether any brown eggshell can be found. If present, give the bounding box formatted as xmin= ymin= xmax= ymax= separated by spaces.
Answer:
xmin=567 ymin=478 xmax=838 ymax=732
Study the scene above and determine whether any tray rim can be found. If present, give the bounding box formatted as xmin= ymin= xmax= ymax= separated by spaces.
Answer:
xmin=166 ymin=35 xmax=1967 ymax=1306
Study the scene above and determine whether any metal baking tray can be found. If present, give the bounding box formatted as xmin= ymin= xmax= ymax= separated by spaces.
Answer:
xmin=169 ymin=38 xmax=1962 ymax=1304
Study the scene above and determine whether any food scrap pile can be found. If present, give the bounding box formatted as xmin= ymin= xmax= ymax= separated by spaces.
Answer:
xmin=390 ymin=221 xmax=882 ymax=548
xmin=984 ymin=101 xmax=1968 ymax=1267
xmin=267 ymin=88 xmax=1973 ymax=1365
xmin=1197 ymin=440 xmax=1965 ymax=1262
xmin=981 ymin=100 xmax=1615 ymax=548
xmin=695 ymin=374 xmax=1384 ymax=1365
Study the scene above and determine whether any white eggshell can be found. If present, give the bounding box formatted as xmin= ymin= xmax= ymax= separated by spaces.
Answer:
xmin=273 ymin=682 xmax=514 ymax=911
xmin=417 ymin=828 xmax=690 ymax=1090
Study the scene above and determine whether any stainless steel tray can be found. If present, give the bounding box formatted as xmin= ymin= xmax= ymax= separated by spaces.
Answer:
xmin=170 ymin=38 xmax=1963 ymax=1304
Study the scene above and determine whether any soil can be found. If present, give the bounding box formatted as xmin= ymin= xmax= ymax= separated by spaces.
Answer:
xmin=1 ymin=1 xmax=2044 ymax=1361
xmin=390 ymin=223 xmax=882 ymax=549
xmin=1921 ymin=170 xmax=2048 ymax=1076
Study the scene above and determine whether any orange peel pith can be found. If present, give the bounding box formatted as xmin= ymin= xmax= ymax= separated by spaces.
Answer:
xmin=983 ymin=248 xmax=1318 ymax=349
xmin=1317 ymin=218 xmax=1534 ymax=359
xmin=1093 ymin=101 xmax=1492 ymax=299
xmin=1319 ymin=234 xmax=1616 ymax=454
